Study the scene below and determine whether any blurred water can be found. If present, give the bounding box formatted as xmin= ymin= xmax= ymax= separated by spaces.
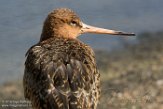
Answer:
xmin=0 ymin=0 xmax=163 ymax=83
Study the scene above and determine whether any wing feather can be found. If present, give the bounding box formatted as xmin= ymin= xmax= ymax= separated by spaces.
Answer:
xmin=24 ymin=43 xmax=100 ymax=109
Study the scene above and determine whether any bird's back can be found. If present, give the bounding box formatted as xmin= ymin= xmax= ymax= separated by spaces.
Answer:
xmin=23 ymin=37 xmax=100 ymax=109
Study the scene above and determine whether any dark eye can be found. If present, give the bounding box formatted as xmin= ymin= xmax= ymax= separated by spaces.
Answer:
xmin=70 ymin=21 xmax=77 ymax=27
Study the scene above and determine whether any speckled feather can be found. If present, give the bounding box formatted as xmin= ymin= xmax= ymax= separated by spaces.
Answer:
xmin=23 ymin=8 xmax=100 ymax=109
xmin=24 ymin=37 xmax=100 ymax=109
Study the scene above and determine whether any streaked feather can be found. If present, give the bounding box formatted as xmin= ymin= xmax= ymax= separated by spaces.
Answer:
xmin=23 ymin=37 xmax=100 ymax=109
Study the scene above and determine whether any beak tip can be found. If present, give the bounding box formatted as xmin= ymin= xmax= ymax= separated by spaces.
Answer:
xmin=131 ymin=33 xmax=136 ymax=36
xmin=129 ymin=33 xmax=136 ymax=36
xmin=118 ymin=31 xmax=136 ymax=36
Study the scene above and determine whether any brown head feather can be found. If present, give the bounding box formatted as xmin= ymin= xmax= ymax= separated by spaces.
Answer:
xmin=40 ymin=8 xmax=82 ymax=41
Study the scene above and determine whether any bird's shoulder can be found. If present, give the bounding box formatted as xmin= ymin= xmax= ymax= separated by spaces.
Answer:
xmin=26 ymin=38 xmax=95 ymax=66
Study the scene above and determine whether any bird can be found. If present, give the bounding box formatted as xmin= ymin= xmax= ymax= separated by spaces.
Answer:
xmin=23 ymin=8 xmax=135 ymax=109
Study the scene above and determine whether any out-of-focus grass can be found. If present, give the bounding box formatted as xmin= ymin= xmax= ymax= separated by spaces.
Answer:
xmin=0 ymin=31 xmax=163 ymax=109
xmin=96 ymin=31 xmax=163 ymax=109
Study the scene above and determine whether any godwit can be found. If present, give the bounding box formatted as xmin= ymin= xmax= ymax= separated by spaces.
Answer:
xmin=23 ymin=8 xmax=135 ymax=109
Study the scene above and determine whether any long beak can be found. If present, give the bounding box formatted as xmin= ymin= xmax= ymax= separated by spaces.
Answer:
xmin=81 ymin=23 xmax=135 ymax=36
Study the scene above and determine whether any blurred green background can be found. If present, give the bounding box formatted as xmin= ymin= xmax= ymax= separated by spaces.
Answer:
xmin=0 ymin=0 xmax=163 ymax=109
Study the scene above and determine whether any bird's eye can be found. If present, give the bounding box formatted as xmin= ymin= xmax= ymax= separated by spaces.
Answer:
xmin=70 ymin=21 xmax=77 ymax=27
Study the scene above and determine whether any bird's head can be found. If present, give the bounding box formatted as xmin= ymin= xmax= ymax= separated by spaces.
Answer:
xmin=40 ymin=8 xmax=135 ymax=41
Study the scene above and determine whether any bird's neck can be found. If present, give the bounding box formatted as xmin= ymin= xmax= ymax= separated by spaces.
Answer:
xmin=40 ymin=28 xmax=56 ymax=41
xmin=40 ymin=28 xmax=79 ymax=42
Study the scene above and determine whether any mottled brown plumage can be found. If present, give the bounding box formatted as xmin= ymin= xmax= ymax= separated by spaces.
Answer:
xmin=24 ymin=8 xmax=100 ymax=109
xmin=24 ymin=8 xmax=135 ymax=109
xmin=24 ymin=37 xmax=100 ymax=109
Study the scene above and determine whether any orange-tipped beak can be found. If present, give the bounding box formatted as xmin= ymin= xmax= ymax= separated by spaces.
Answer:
xmin=81 ymin=23 xmax=135 ymax=36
